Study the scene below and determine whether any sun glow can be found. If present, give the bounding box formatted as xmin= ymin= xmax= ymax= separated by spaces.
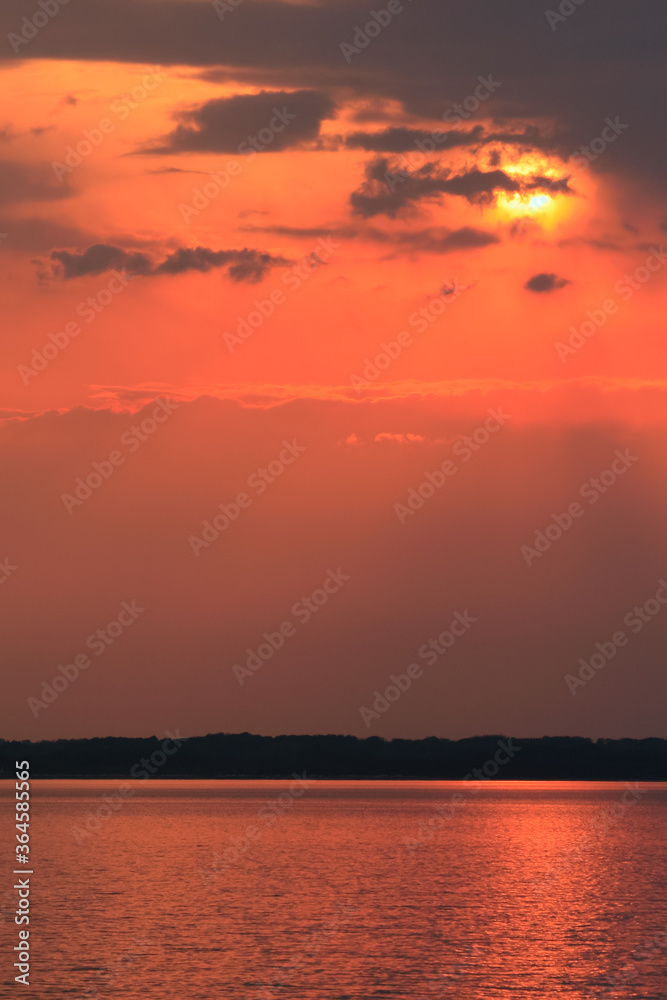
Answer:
xmin=491 ymin=154 xmax=570 ymax=224
xmin=496 ymin=191 xmax=555 ymax=216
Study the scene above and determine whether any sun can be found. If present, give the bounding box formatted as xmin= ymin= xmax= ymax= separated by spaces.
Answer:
xmin=496 ymin=191 xmax=555 ymax=216
xmin=489 ymin=154 xmax=571 ymax=225
xmin=528 ymin=194 xmax=551 ymax=211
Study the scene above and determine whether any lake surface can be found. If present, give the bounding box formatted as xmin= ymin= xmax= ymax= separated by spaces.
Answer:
xmin=1 ymin=780 xmax=667 ymax=998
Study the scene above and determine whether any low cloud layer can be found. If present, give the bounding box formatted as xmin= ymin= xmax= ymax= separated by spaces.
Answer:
xmin=2 ymin=392 xmax=666 ymax=741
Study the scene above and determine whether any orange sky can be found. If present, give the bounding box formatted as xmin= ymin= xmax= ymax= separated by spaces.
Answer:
xmin=1 ymin=0 xmax=667 ymax=740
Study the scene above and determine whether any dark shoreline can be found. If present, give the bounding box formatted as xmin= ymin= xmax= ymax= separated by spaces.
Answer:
xmin=12 ymin=775 xmax=667 ymax=782
xmin=3 ymin=733 xmax=667 ymax=781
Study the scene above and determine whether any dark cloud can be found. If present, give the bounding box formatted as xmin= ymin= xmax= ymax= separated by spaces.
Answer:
xmin=241 ymin=223 xmax=355 ymax=240
xmin=431 ymin=169 xmax=521 ymax=200
xmin=143 ymin=90 xmax=336 ymax=154
xmin=524 ymin=272 xmax=571 ymax=293
xmin=525 ymin=175 xmax=572 ymax=194
xmin=50 ymin=244 xmax=152 ymax=278
xmin=349 ymin=158 xmax=571 ymax=218
xmin=241 ymin=221 xmax=499 ymax=255
xmin=366 ymin=225 xmax=500 ymax=254
xmin=346 ymin=125 xmax=485 ymax=153
xmin=483 ymin=127 xmax=563 ymax=153
xmin=0 ymin=160 xmax=73 ymax=205
xmin=1 ymin=0 xmax=663 ymax=188
xmin=153 ymin=246 xmax=292 ymax=281
xmin=344 ymin=124 xmax=561 ymax=155
xmin=47 ymin=243 xmax=291 ymax=282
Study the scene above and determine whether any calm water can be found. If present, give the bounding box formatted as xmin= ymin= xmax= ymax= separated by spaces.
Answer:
xmin=1 ymin=780 xmax=667 ymax=998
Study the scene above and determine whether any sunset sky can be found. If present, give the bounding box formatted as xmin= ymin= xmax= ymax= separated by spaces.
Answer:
xmin=1 ymin=0 xmax=666 ymax=741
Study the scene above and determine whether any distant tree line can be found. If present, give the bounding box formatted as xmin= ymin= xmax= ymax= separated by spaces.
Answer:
xmin=1 ymin=733 xmax=666 ymax=779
